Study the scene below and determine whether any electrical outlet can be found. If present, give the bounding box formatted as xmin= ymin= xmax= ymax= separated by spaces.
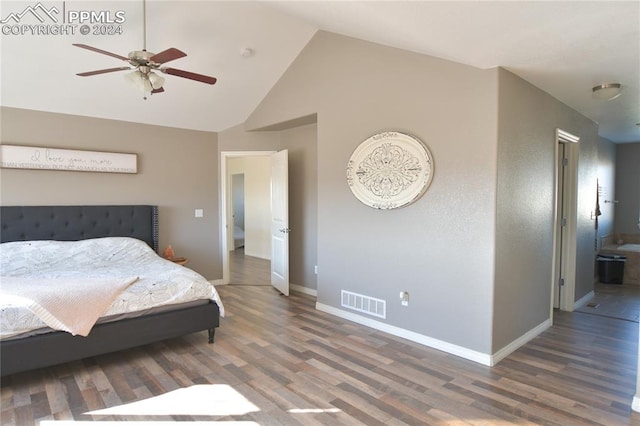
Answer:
xmin=399 ymin=291 xmax=409 ymax=306
xmin=314 ymin=265 xmax=318 ymax=274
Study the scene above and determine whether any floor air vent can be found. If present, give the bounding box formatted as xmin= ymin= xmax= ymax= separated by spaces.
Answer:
xmin=341 ymin=290 xmax=386 ymax=319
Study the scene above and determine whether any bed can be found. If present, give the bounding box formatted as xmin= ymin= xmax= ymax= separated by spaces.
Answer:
xmin=0 ymin=205 xmax=222 ymax=376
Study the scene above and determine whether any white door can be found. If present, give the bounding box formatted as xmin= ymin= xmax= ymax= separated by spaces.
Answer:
xmin=552 ymin=129 xmax=579 ymax=312
xmin=270 ymin=149 xmax=289 ymax=295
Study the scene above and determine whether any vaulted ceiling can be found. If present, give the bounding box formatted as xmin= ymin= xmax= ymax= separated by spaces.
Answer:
xmin=1 ymin=1 xmax=638 ymax=142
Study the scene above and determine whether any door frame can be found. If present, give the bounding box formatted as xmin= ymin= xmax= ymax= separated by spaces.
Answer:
xmin=550 ymin=128 xmax=580 ymax=317
xmin=220 ymin=150 xmax=276 ymax=285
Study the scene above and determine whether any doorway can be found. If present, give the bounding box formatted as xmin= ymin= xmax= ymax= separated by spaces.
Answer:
xmin=229 ymin=172 xmax=271 ymax=286
xmin=551 ymin=129 xmax=580 ymax=313
xmin=231 ymin=173 xmax=245 ymax=251
xmin=220 ymin=151 xmax=290 ymax=294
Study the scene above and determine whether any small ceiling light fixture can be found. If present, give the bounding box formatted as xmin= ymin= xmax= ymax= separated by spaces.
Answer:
xmin=592 ymin=83 xmax=622 ymax=101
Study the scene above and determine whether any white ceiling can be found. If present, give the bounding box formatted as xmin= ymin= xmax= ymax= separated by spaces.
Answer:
xmin=1 ymin=1 xmax=638 ymax=143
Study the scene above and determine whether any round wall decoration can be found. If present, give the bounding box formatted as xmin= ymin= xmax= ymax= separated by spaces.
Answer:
xmin=346 ymin=131 xmax=434 ymax=209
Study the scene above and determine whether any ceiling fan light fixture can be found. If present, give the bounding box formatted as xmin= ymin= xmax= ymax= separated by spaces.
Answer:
xmin=125 ymin=70 xmax=143 ymax=90
xmin=592 ymin=83 xmax=622 ymax=101
xmin=148 ymin=71 xmax=165 ymax=90
xmin=125 ymin=70 xmax=153 ymax=93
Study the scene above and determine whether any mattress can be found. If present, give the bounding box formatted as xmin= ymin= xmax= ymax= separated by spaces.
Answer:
xmin=0 ymin=237 xmax=224 ymax=340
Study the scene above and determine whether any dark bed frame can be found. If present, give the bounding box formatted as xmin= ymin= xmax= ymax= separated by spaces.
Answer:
xmin=0 ymin=205 xmax=220 ymax=376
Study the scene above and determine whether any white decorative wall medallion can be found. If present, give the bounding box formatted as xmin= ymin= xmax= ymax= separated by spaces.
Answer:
xmin=347 ymin=131 xmax=434 ymax=209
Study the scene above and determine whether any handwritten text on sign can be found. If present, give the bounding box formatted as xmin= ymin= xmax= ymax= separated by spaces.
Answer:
xmin=0 ymin=145 xmax=137 ymax=174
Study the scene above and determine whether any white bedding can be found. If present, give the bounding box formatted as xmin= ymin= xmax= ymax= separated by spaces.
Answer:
xmin=617 ymin=244 xmax=640 ymax=252
xmin=0 ymin=237 xmax=224 ymax=340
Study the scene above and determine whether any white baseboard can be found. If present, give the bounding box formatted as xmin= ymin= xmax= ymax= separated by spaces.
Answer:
xmin=316 ymin=303 xmax=551 ymax=367
xmin=316 ymin=302 xmax=492 ymax=366
xmin=490 ymin=318 xmax=551 ymax=365
xmin=574 ymin=290 xmax=595 ymax=310
xmin=209 ymin=279 xmax=225 ymax=286
xmin=290 ymin=284 xmax=317 ymax=297
xmin=633 ymin=396 xmax=640 ymax=413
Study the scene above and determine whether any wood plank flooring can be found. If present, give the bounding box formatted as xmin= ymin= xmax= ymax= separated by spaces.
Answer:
xmin=1 ymin=283 xmax=638 ymax=425
xmin=230 ymin=248 xmax=271 ymax=286
xmin=575 ymin=283 xmax=640 ymax=323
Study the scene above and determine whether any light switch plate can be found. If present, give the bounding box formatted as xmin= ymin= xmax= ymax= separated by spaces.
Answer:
xmin=195 ymin=209 xmax=203 ymax=218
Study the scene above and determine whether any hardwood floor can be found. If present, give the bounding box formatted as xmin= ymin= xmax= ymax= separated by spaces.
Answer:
xmin=229 ymin=247 xmax=271 ymax=286
xmin=575 ymin=283 xmax=640 ymax=323
xmin=1 ymin=283 xmax=638 ymax=425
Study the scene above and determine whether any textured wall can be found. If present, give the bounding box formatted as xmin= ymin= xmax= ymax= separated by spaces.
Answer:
xmin=281 ymin=124 xmax=318 ymax=290
xmin=597 ymin=138 xmax=617 ymax=244
xmin=0 ymin=107 xmax=221 ymax=279
xmin=247 ymin=31 xmax=498 ymax=354
xmin=615 ymin=143 xmax=640 ymax=234
xmin=494 ymin=69 xmax=599 ymax=351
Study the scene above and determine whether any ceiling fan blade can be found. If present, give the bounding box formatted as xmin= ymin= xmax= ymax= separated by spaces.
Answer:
xmin=151 ymin=87 xmax=165 ymax=94
xmin=76 ymin=67 xmax=131 ymax=77
xmin=162 ymin=68 xmax=217 ymax=85
xmin=72 ymin=43 xmax=129 ymax=61
xmin=150 ymin=48 xmax=187 ymax=64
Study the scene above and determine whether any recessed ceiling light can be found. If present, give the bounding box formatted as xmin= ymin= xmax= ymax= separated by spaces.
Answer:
xmin=592 ymin=83 xmax=622 ymax=101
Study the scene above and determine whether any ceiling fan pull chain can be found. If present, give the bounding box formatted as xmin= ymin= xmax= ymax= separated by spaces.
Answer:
xmin=142 ymin=0 xmax=147 ymax=51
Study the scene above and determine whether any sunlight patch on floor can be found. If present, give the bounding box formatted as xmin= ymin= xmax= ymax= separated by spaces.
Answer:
xmin=85 ymin=384 xmax=259 ymax=417
xmin=40 ymin=422 xmax=258 ymax=425
xmin=37 ymin=383 xmax=349 ymax=424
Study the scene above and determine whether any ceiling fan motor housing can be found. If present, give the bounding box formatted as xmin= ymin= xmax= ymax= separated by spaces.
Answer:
xmin=128 ymin=50 xmax=161 ymax=70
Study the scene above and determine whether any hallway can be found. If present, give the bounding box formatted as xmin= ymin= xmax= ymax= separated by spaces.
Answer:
xmin=229 ymin=247 xmax=271 ymax=286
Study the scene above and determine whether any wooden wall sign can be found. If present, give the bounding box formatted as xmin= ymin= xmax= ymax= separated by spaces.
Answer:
xmin=0 ymin=145 xmax=137 ymax=174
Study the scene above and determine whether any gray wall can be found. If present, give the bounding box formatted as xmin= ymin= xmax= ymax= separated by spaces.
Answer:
xmin=246 ymin=31 xmax=498 ymax=354
xmin=0 ymin=107 xmax=221 ymax=279
xmin=615 ymin=143 xmax=640 ymax=234
xmin=244 ymin=31 xmax=602 ymax=357
xmin=281 ymin=124 xmax=318 ymax=290
xmin=494 ymin=69 xmax=599 ymax=351
xmin=597 ymin=138 xmax=617 ymax=243
xmin=574 ymin=125 xmax=599 ymax=300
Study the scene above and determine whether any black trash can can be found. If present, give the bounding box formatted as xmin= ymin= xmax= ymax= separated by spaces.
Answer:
xmin=597 ymin=254 xmax=626 ymax=284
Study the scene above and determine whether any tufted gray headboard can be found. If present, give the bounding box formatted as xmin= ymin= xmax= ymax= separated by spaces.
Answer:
xmin=0 ymin=205 xmax=159 ymax=252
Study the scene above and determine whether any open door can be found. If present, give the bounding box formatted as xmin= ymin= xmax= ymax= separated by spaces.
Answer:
xmin=554 ymin=143 xmax=567 ymax=308
xmin=270 ymin=149 xmax=289 ymax=295
xmin=551 ymin=129 xmax=580 ymax=313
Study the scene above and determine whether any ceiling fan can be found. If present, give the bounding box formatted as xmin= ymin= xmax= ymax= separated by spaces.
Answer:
xmin=73 ymin=0 xmax=216 ymax=98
